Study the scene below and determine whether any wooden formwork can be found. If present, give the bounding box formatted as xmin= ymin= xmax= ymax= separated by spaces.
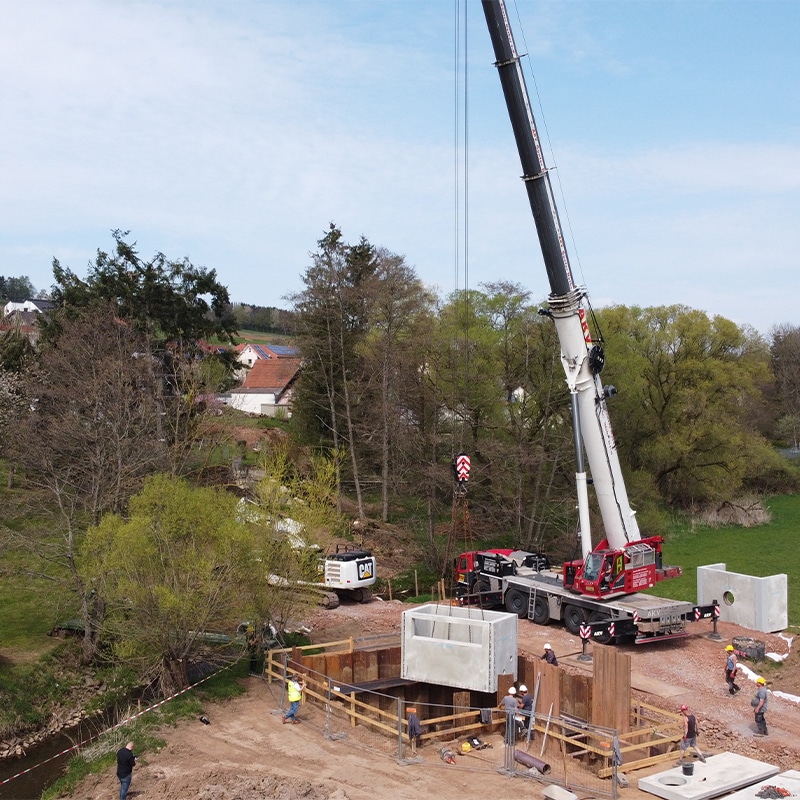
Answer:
xmin=265 ymin=636 xmax=684 ymax=775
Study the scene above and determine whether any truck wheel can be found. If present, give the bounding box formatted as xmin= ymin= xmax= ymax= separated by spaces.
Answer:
xmin=588 ymin=610 xmax=613 ymax=644
xmin=532 ymin=596 xmax=549 ymax=625
xmin=475 ymin=580 xmax=493 ymax=608
xmin=563 ymin=604 xmax=586 ymax=635
xmin=505 ymin=589 xmax=528 ymax=618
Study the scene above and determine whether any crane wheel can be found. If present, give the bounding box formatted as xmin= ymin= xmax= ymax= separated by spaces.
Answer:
xmin=532 ymin=596 xmax=549 ymax=625
xmin=563 ymin=604 xmax=587 ymax=635
xmin=504 ymin=589 xmax=528 ymax=618
xmin=474 ymin=579 xmax=493 ymax=609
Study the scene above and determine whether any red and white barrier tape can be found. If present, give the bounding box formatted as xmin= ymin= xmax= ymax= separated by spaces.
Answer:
xmin=0 ymin=662 xmax=234 ymax=788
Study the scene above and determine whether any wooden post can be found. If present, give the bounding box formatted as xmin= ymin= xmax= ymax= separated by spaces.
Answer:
xmin=414 ymin=570 xmax=419 ymax=597
xmin=388 ymin=578 xmax=393 ymax=601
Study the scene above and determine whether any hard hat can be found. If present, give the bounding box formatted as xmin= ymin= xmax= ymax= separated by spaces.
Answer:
xmin=519 ymin=684 xmax=528 ymax=693
xmin=407 ymin=708 xmax=417 ymax=715
xmin=680 ymin=705 xmax=688 ymax=712
xmin=461 ymin=741 xmax=472 ymax=753
xmin=544 ymin=643 xmax=552 ymax=650
xmin=725 ymin=645 xmax=734 ymax=651
xmin=757 ymin=677 xmax=766 ymax=685
xmin=508 ymin=686 xmax=517 ymax=694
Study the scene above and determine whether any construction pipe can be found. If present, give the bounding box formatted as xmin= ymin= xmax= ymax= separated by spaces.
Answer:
xmin=514 ymin=749 xmax=551 ymax=775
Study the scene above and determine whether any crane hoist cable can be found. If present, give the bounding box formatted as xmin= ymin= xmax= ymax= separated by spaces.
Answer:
xmin=451 ymin=0 xmax=470 ymax=492
xmin=445 ymin=0 xmax=473 ymax=580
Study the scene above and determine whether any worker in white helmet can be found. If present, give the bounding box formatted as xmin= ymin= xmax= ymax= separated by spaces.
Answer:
xmin=499 ymin=685 xmax=519 ymax=744
xmin=517 ymin=683 xmax=533 ymax=734
xmin=542 ymin=643 xmax=558 ymax=666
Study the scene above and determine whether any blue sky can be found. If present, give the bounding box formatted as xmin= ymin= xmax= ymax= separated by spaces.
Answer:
xmin=2 ymin=0 xmax=798 ymax=335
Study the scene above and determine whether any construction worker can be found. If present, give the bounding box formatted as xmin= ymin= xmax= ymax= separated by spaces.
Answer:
xmin=753 ymin=677 xmax=768 ymax=736
xmin=542 ymin=643 xmax=558 ymax=666
xmin=725 ymin=645 xmax=741 ymax=695
xmin=499 ymin=686 xmax=518 ymax=745
xmin=283 ymin=673 xmax=306 ymax=724
xmin=517 ymin=684 xmax=533 ymax=733
xmin=407 ymin=707 xmax=423 ymax=752
xmin=677 ymin=705 xmax=706 ymax=765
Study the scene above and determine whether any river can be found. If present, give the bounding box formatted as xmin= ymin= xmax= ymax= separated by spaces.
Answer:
xmin=0 ymin=713 xmax=115 ymax=800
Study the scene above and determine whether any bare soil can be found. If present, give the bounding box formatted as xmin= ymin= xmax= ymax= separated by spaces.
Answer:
xmin=70 ymin=599 xmax=798 ymax=800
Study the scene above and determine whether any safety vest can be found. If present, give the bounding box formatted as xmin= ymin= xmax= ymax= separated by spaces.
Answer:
xmin=287 ymin=680 xmax=302 ymax=702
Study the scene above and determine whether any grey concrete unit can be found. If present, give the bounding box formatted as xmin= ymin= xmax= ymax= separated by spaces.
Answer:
xmin=638 ymin=753 xmax=780 ymax=800
xmin=698 ymin=563 xmax=787 ymax=633
xmin=401 ymin=604 xmax=517 ymax=692
xmin=723 ymin=770 xmax=800 ymax=800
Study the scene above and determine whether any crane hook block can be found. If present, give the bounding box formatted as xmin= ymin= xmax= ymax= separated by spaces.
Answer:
xmin=452 ymin=452 xmax=471 ymax=484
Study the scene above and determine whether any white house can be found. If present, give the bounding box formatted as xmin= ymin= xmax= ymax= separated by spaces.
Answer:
xmin=228 ymin=357 xmax=301 ymax=417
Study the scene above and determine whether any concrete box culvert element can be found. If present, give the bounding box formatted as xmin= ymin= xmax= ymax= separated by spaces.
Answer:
xmin=697 ymin=563 xmax=787 ymax=634
xmin=400 ymin=604 xmax=517 ymax=692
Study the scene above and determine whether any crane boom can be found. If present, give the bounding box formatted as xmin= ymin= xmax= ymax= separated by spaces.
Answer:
xmin=481 ymin=0 xmax=641 ymax=557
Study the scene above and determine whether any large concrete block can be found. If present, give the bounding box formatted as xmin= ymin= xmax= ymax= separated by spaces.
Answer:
xmin=724 ymin=770 xmax=800 ymax=800
xmin=401 ymin=604 xmax=517 ymax=692
xmin=638 ymin=752 xmax=779 ymax=800
xmin=697 ymin=563 xmax=787 ymax=633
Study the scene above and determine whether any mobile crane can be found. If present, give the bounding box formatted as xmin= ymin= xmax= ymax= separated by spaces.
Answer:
xmin=453 ymin=1 xmax=718 ymax=644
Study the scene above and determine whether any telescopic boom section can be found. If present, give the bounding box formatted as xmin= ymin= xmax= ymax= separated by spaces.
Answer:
xmin=481 ymin=0 xmax=641 ymax=554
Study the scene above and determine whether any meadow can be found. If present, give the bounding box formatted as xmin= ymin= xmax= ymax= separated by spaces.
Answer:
xmin=652 ymin=493 xmax=799 ymax=625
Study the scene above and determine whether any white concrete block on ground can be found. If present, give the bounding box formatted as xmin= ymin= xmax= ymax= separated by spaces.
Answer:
xmin=638 ymin=752 xmax=779 ymax=800
xmin=697 ymin=563 xmax=787 ymax=632
xmin=723 ymin=770 xmax=800 ymax=800
xmin=542 ymin=785 xmax=578 ymax=800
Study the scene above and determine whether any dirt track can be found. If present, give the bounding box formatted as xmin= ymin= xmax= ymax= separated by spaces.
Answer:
xmin=70 ymin=599 xmax=799 ymax=800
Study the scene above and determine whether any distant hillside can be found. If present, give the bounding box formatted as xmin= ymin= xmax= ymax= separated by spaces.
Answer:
xmin=232 ymin=329 xmax=297 ymax=347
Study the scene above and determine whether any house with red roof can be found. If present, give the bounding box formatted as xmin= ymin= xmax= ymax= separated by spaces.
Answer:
xmin=228 ymin=357 xmax=301 ymax=417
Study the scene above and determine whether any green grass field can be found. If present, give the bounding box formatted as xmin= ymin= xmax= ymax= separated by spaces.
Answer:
xmin=651 ymin=493 xmax=800 ymax=625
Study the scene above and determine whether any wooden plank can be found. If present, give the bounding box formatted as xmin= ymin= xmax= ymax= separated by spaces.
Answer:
xmin=598 ymin=748 xmax=677 ymax=778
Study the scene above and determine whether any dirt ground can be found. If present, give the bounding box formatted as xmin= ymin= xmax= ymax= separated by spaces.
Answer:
xmin=71 ymin=600 xmax=799 ymax=800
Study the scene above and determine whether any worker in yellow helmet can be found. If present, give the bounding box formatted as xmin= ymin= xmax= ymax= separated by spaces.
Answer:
xmin=725 ymin=645 xmax=740 ymax=695
xmin=752 ymin=677 xmax=768 ymax=736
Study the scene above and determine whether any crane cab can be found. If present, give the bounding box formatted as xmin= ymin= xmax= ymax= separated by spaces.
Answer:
xmin=567 ymin=536 xmax=682 ymax=598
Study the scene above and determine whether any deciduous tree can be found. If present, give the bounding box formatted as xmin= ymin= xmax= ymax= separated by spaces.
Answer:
xmin=771 ymin=324 xmax=800 ymax=450
xmin=7 ymin=305 xmax=167 ymax=662
xmin=598 ymin=305 xmax=789 ymax=506
xmin=81 ymin=475 xmax=259 ymax=695
xmin=290 ymin=225 xmax=378 ymax=517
